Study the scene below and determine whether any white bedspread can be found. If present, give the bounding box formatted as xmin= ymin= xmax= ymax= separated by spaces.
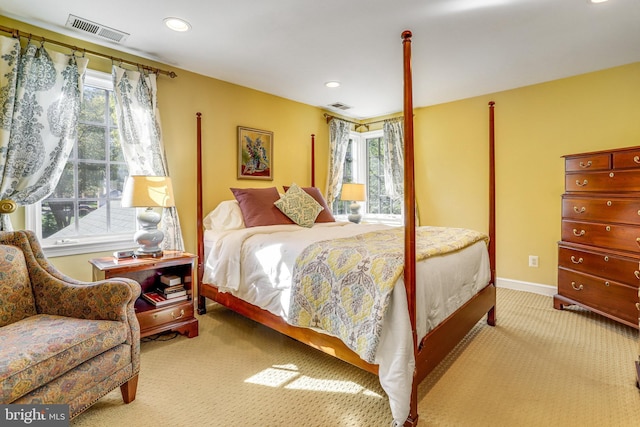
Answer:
xmin=203 ymin=222 xmax=490 ymax=425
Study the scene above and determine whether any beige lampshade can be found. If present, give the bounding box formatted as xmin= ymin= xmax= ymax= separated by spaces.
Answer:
xmin=340 ymin=183 xmax=366 ymax=202
xmin=121 ymin=176 xmax=175 ymax=208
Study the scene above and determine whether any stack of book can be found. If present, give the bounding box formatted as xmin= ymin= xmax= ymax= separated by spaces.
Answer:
xmin=141 ymin=274 xmax=189 ymax=307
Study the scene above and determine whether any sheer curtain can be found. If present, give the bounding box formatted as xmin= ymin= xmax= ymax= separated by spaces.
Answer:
xmin=325 ymin=118 xmax=352 ymax=206
xmin=112 ymin=65 xmax=184 ymax=251
xmin=0 ymin=35 xmax=88 ymax=230
xmin=382 ymin=118 xmax=404 ymax=198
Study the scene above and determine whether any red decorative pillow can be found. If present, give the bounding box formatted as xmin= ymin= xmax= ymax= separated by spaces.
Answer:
xmin=282 ymin=186 xmax=335 ymax=223
xmin=230 ymin=187 xmax=294 ymax=227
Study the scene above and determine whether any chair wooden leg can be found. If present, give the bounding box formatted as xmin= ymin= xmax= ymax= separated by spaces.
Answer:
xmin=120 ymin=375 xmax=139 ymax=403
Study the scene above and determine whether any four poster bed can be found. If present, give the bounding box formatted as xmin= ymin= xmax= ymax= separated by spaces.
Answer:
xmin=195 ymin=31 xmax=497 ymax=426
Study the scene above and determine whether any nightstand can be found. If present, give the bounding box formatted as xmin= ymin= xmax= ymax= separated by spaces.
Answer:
xmin=89 ymin=251 xmax=199 ymax=339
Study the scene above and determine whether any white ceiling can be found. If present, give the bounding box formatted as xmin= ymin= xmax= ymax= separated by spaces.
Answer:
xmin=1 ymin=0 xmax=639 ymax=119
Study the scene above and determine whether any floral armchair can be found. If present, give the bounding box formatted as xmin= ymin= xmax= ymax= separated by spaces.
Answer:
xmin=0 ymin=229 xmax=141 ymax=419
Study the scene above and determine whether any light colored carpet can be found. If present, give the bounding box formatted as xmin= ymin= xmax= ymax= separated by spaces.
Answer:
xmin=72 ymin=288 xmax=640 ymax=427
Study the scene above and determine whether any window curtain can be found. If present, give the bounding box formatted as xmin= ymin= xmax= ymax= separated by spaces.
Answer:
xmin=382 ymin=118 xmax=404 ymax=198
xmin=325 ymin=118 xmax=352 ymax=206
xmin=112 ymin=65 xmax=184 ymax=251
xmin=0 ymin=35 xmax=88 ymax=231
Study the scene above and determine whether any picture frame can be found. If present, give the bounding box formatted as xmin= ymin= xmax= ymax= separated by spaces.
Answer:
xmin=237 ymin=126 xmax=273 ymax=180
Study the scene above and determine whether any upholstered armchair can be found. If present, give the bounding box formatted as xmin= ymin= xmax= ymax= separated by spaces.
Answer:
xmin=0 ymin=229 xmax=141 ymax=419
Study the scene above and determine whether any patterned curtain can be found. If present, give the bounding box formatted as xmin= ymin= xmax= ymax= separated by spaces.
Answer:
xmin=382 ymin=118 xmax=404 ymax=198
xmin=112 ymin=65 xmax=184 ymax=251
xmin=0 ymin=35 xmax=88 ymax=230
xmin=325 ymin=118 xmax=351 ymax=206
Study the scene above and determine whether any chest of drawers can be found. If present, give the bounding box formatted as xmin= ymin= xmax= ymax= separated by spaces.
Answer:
xmin=555 ymin=146 xmax=640 ymax=328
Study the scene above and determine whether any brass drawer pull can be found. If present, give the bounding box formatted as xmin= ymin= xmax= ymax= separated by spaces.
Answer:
xmin=171 ymin=309 xmax=185 ymax=320
xmin=609 ymin=172 xmax=614 ymax=178
xmin=636 ymin=302 xmax=640 ymax=311
xmin=571 ymin=282 xmax=584 ymax=291
xmin=570 ymin=256 xmax=583 ymax=264
xmin=604 ymin=256 xmax=609 ymax=262
xmin=575 ymin=180 xmax=588 ymax=187
xmin=572 ymin=229 xmax=585 ymax=237
xmin=579 ymin=161 xmax=592 ymax=168
xmin=573 ymin=206 xmax=585 ymax=213
xmin=604 ymin=281 xmax=610 ymax=287
xmin=607 ymin=201 xmax=612 ymax=207
xmin=605 ymin=226 xmax=611 ymax=232
xmin=635 ymin=271 xmax=640 ymax=280
xmin=634 ymin=156 xmax=640 ymax=164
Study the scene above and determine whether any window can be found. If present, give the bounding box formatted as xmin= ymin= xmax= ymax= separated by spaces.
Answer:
xmin=332 ymin=130 xmax=403 ymax=225
xmin=26 ymin=70 xmax=136 ymax=257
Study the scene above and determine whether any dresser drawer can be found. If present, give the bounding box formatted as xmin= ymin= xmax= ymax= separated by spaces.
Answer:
xmin=557 ymin=268 xmax=638 ymax=325
xmin=558 ymin=244 xmax=640 ymax=287
xmin=613 ymin=149 xmax=640 ymax=170
xmin=561 ymin=220 xmax=640 ymax=253
xmin=565 ymin=153 xmax=610 ymax=172
xmin=566 ymin=170 xmax=640 ymax=192
xmin=562 ymin=195 xmax=640 ymax=225
xmin=137 ymin=301 xmax=194 ymax=331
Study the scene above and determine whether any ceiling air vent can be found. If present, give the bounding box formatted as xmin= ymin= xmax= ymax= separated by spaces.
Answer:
xmin=328 ymin=102 xmax=352 ymax=111
xmin=65 ymin=15 xmax=129 ymax=43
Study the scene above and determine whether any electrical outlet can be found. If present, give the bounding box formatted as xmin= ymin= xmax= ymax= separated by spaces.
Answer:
xmin=528 ymin=255 xmax=539 ymax=268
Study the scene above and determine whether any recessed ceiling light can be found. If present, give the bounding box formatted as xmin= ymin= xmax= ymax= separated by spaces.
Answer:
xmin=164 ymin=17 xmax=191 ymax=32
xmin=325 ymin=81 xmax=341 ymax=88
xmin=589 ymin=0 xmax=608 ymax=3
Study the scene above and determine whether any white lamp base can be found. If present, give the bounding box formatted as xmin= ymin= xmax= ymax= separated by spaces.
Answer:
xmin=134 ymin=208 xmax=164 ymax=257
xmin=348 ymin=202 xmax=362 ymax=224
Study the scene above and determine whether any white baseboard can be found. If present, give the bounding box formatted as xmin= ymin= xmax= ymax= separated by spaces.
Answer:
xmin=495 ymin=277 xmax=556 ymax=297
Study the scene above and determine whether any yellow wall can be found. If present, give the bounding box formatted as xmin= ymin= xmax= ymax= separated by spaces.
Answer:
xmin=1 ymin=16 xmax=327 ymax=280
xmin=413 ymin=64 xmax=640 ymax=288
xmin=3 ymin=16 xmax=640 ymax=291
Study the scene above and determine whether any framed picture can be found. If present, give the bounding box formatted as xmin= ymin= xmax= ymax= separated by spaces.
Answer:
xmin=237 ymin=126 xmax=273 ymax=180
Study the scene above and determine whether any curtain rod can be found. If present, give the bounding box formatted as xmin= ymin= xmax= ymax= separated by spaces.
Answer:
xmin=323 ymin=113 xmax=402 ymax=131
xmin=0 ymin=24 xmax=177 ymax=78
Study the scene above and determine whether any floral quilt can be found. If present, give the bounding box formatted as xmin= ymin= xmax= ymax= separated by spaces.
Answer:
xmin=288 ymin=226 xmax=488 ymax=363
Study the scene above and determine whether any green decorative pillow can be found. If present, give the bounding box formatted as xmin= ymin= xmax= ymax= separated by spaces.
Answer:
xmin=274 ymin=183 xmax=324 ymax=227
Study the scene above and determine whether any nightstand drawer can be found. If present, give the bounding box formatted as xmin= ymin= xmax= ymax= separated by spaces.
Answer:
xmin=137 ymin=301 xmax=194 ymax=331
xmin=91 ymin=251 xmax=199 ymax=339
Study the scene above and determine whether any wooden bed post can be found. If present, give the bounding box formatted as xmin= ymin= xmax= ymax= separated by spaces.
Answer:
xmin=311 ymin=134 xmax=315 ymax=187
xmin=488 ymin=101 xmax=496 ymax=283
xmin=196 ymin=112 xmax=206 ymax=315
xmin=487 ymin=101 xmax=497 ymax=326
xmin=402 ymin=30 xmax=419 ymax=427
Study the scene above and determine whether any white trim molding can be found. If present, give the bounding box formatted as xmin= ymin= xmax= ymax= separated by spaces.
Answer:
xmin=495 ymin=277 xmax=556 ymax=297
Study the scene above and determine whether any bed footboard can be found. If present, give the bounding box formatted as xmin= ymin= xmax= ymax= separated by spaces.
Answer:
xmin=198 ymin=282 xmax=379 ymax=375
xmin=415 ymin=283 xmax=496 ymax=384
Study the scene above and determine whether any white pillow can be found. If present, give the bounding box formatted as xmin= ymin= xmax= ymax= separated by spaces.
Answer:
xmin=203 ymin=200 xmax=245 ymax=231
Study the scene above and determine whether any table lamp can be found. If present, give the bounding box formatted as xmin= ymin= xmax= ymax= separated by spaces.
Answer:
xmin=121 ymin=175 xmax=175 ymax=257
xmin=340 ymin=183 xmax=366 ymax=224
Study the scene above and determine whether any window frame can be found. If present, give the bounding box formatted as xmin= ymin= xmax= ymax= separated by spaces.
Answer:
xmin=25 ymin=69 xmax=135 ymax=258
xmin=333 ymin=129 xmax=403 ymax=226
